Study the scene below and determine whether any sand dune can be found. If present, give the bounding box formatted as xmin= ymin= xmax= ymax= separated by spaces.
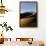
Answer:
xmin=20 ymin=17 xmax=34 ymax=27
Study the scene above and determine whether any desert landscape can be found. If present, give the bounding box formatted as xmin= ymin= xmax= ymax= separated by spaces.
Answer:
xmin=20 ymin=12 xmax=37 ymax=27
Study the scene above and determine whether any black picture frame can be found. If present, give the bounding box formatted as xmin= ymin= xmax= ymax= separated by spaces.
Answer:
xmin=19 ymin=1 xmax=38 ymax=27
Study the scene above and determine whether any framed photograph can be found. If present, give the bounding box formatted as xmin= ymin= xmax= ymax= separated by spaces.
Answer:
xmin=20 ymin=1 xmax=38 ymax=27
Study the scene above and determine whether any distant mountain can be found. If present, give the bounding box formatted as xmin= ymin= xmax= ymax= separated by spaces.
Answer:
xmin=20 ymin=12 xmax=37 ymax=18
